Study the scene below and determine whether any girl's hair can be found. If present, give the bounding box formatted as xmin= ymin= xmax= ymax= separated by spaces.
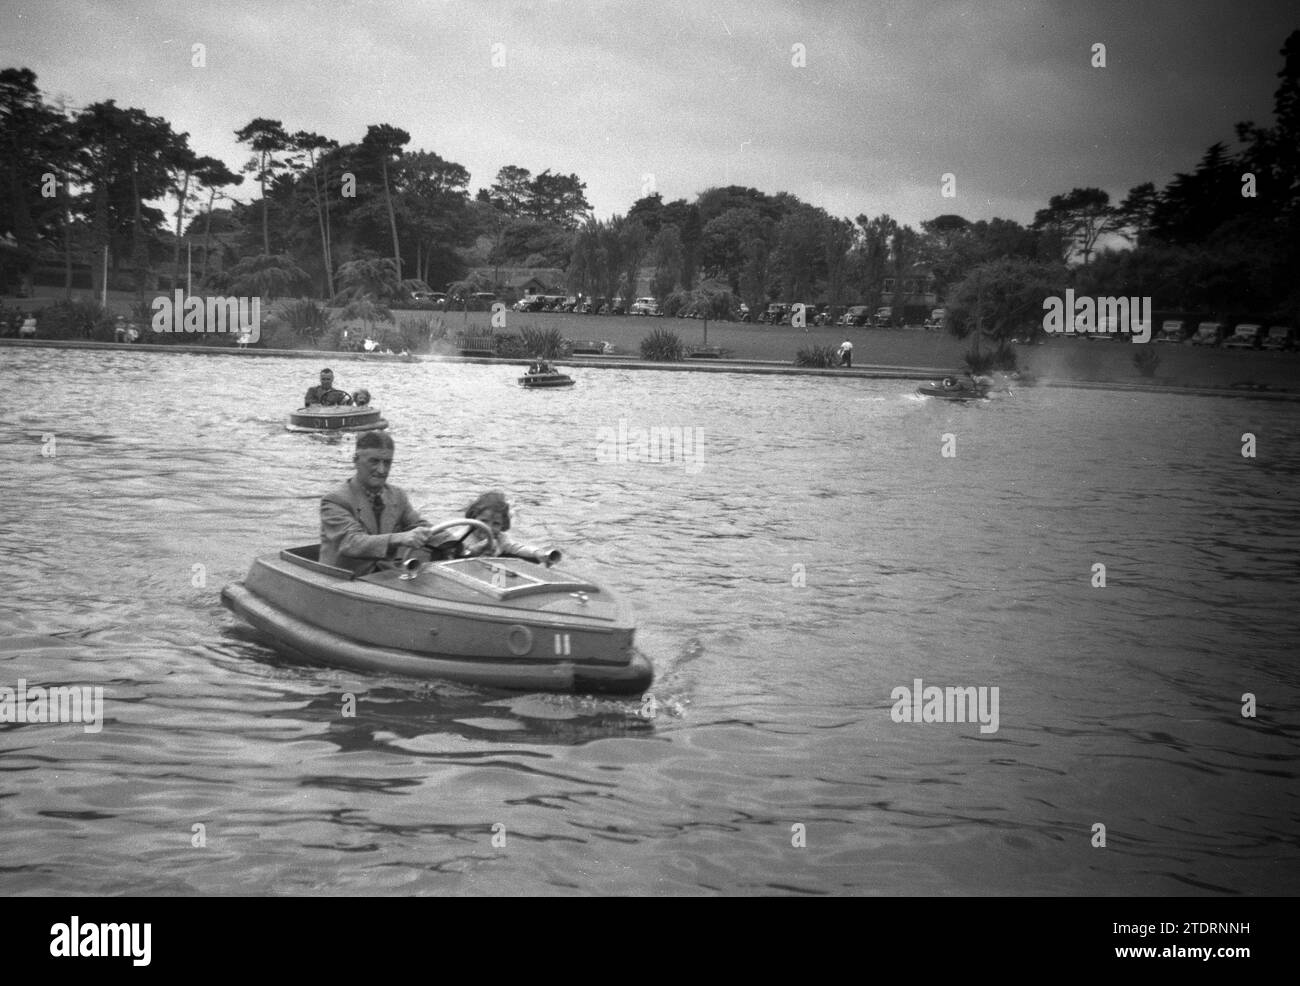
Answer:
xmin=464 ymin=490 xmax=511 ymax=531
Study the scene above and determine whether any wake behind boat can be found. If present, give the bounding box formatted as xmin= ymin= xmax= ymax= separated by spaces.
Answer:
xmin=221 ymin=520 xmax=651 ymax=694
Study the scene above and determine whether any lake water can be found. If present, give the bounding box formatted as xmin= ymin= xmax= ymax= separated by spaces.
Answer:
xmin=1 ymin=347 xmax=1297 ymax=895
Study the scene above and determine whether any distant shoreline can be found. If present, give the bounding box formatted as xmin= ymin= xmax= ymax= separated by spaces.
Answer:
xmin=4 ymin=335 xmax=1299 ymax=401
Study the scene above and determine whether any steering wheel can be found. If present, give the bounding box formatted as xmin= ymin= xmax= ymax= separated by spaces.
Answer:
xmin=421 ymin=518 xmax=498 ymax=558
xmin=322 ymin=388 xmax=353 ymax=406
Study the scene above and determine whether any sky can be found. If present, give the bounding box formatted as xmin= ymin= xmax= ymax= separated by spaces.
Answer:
xmin=3 ymin=0 xmax=1296 ymax=229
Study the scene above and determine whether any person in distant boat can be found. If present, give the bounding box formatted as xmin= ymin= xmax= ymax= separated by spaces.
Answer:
xmin=304 ymin=368 xmax=352 ymax=406
xmin=319 ymin=431 xmax=439 ymax=576
xmin=452 ymin=490 xmax=560 ymax=566
xmin=837 ymin=340 xmax=853 ymax=367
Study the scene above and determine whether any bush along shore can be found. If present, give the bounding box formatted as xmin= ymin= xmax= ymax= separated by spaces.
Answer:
xmin=3 ymin=293 xmax=1299 ymax=395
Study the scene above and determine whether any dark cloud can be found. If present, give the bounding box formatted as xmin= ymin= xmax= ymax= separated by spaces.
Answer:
xmin=2 ymin=0 xmax=1294 ymax=226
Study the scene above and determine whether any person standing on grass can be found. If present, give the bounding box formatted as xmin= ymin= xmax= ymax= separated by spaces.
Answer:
xmin=837 ymin=339 xmax=853 ymax=367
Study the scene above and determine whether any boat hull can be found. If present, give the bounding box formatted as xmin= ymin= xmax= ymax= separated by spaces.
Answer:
xmin=519 ymin=373 xmax=574 ymax=388
xmin=916 ymin=381 xmax=987 ymax=401
xmin=221 ymin=548 xmax=651 ymax=694
xmin=286 ymin=406 xmax=389 ymax=432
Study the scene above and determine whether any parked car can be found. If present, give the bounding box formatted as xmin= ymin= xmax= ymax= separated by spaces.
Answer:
xmin=630 ymin=297 xmax=657 ymax=316
xmin=873 ymin=306 xmax=893 ymax=327
xmin=760 ymin=302 xmax=791 ymax=325
xmin=734 ymin=304 xmax=752 ymax=322
xmin=1261 ymin=325 xmax=1296 ymax=351
xmin=923 ymin=308 xmax=946 ymax=331
xmin=1190 ymin=321 xmax=1225 ymax=346
xmin=1222 ymin=323 xmax=1264 ymax=349
xmin=838 ymin=305 xmax=871 ymax=327
xmin=1154 ymin=319 xmax=1187 ymax=344
xmin=1084 ymin=314 xmax=1125 ymax=341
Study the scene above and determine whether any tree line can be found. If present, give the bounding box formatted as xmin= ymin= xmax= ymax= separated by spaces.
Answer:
xmin=2 ymin=29 xmax=1295 ymax=328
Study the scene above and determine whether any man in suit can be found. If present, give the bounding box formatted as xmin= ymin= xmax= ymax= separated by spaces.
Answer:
xmin=320 ymin=431 xmax=438 ymax=575
xmin=304 ymin=368 xmax=351 ymax=406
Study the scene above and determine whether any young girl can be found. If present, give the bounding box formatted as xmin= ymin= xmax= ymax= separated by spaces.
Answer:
xmin=457 ymin=491 xmax=561 ymax=566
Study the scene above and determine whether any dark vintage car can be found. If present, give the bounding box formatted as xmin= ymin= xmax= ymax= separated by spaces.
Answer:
xmin=1154 ymin=319 xmax=1187 ymax=344
xmin=1261 ymin=325 xmax=1296 ymax=351
xmin=1190 ymin=321 xmax=1226 ymax=346
xmin=1221 ymin=323 xmax=1264 ymax=349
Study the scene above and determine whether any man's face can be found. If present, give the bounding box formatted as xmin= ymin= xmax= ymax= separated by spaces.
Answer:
xmin=320 ymin=372 xmax=334 ymax=390
xmin=354 ymin=448 xmax=393 ymax=492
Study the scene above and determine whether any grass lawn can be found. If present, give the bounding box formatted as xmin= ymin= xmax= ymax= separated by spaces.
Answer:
xmin=9 ymin=287 xmax=1299 ymax=391
xmin=417 ymin=309 xmax=1300 ymax=390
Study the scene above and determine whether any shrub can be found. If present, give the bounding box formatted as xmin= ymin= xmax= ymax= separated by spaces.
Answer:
xmin=0 ymin=304 xmax=25 ymax=336
xmin=275 ymin=298 xmax=333 ymax=340
xmin=794 ymin=344 xmax=839 ymax=367
xmin=259 ymin=315 xmax=303 ymax=350
xmin=520 ymin=324 xmax=566 ymax=358
xmin=1133 ymin=347 xmax=1160 ymax=378
xmin=32 ymin=300 xmax=116 ymax=340
xmin=494 ymin=333 xmax=529 ymax=359
xmin=640 ymin=326 xmax=683 ymax=361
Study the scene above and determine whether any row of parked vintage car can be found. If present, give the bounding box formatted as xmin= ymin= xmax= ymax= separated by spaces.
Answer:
xmin=1076 ymin=317 xmax=1298 ymax=350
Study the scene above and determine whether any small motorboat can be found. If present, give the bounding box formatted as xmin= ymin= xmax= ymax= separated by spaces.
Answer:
xmin=286 ymin=389 xmax=388 ymax=432
xmin=916 ymin=375 xmax=991 ymax=401
xmin=519 ymin=361 xmax=574 ymax=388
xmin=221 ymin=520 xmax=651 ymax=694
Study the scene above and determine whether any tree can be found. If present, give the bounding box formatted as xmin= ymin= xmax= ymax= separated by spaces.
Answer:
xmin=167 ymin=138 xmax=201 ymax=291
xmin=210 ymin=253 xmax=309 ymax=299
xmin=192 ymin=158 xmax=242 ymax=285
xmin=771 ymin=205 xmax=829 ymax=301
xmin=360 ymin=124 xmax=410 ymax=280
xmin=1032 ymin=187 xmax=1123 ymax=264
xmin=489 ymin=165 xmax=533 ymax=216
xmin=945 ymin=258 xmax=1063 ymax=350
xmin=527 ymin=169 xmax=591 ymax=229
xmin=73 ymin=100 xmax=184 ymax=299
xmin=0 ymin=68 xmax=71 ymax=296
xmin=618 ymin=217 xmax=648 ymax=304
xmin=852 ymin=213 xmax=898 ymax=307
xmin=234 ymin=118 xmax=290 ymax=254
xmin=290 ymin=131 xmax=340 ymax=297
xmin=1116 ymin=182 xmax=1161 ymax=247
xmin=662 ymin=199 xmax=702 ymax=289
xmin=1236 ymin=29 xmax=1300 ymax=235
xmin=700 ymin=207 xmax=768 ymax=289
xmin=397 ymin=149 xmax=473 ymax=289
xmin=628 ymin=193 xmax=664 ymax=236
xmin=334 ymin=257 xmax=400 ymax=303
xmin=649 ymin=224 xmax=683 ymax=300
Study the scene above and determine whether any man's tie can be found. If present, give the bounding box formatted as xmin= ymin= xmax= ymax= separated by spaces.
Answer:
xmin=370 ymin=492 xmax=384 ymax=531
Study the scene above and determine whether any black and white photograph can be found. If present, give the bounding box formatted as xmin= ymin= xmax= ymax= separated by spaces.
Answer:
xmin=1 ymin=0 xmax=1296 ymax=932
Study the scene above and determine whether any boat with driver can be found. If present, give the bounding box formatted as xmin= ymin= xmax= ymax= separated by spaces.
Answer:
xmin=221 ymin=516 xmax=651 ymax=693
xmin=519 ymin=359 xmax=574 ymax=388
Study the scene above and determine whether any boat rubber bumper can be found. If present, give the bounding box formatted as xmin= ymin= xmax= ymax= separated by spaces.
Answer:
xmin=222 ymin=582 xmax=652 ymax=694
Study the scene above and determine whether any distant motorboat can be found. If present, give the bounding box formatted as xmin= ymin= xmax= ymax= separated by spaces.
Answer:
xmin=916 ymin=375 xmax=991 ymax=401
xmin=519 ymin=361 xmax=574 ymax=388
